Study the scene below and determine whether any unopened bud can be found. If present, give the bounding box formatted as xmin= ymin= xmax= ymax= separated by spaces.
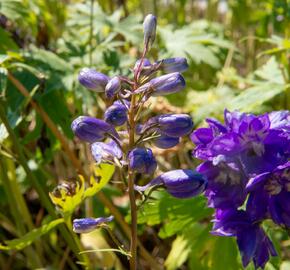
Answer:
xmin=143 ymin=14 xmax=157 ymax=47
xmin=78 ymin=68 xmax=109 ymax=92
xmin=73 ymin=216 xmax=114 ymax=233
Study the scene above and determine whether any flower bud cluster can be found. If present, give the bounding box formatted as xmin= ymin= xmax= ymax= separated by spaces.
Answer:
xmin=72 ymin=14 xmax=206 ymax=201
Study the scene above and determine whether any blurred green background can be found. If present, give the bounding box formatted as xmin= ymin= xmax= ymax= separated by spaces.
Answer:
xmin=0 ymin=0 xmax=289 ymax=269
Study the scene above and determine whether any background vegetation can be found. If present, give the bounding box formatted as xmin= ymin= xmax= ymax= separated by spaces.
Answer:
xmin=0 ymin=0 xmax=289 ymax=269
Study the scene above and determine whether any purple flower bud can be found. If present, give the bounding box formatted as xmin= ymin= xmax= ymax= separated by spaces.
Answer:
xmin=128 ymin=147 xmax=157 ymax=174
xmin=136 ymin=72 xmax=185 ymax=96
xmin=135 ymin=169 xmax=207 ymax=198
xmin=71 ymin=116 xmax=117 ymax=143
xmin=154 ymin=134 xmax=179 ymax=149
xmin=104 ymin=102 xmax=128 ymax=126
xmin=105 ymin=76 xmax=121 ymax=99
xmin=91 ymin=140 xmax=122 ymax=164
xmin=155 ymin=114 xmax=194 ymax=137
xmin=143 ymin=14 xmax=157 ymax=46
xmin=78 ymin=68 xmax=109 ymax=92
xmin=134 ymin=58 xmax=151 ymax=72
xmin=73 ymin=216 xmax=114 ymax=233
xmin=156 ymin=57 xmax=188 ymax=73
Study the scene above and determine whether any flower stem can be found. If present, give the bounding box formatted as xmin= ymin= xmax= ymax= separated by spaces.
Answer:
xmin=128 ymin=93 xmax=137 ymax=270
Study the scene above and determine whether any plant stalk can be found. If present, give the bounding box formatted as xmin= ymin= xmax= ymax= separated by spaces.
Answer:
xmin=128 ymin=93 xmax=137 ymax=270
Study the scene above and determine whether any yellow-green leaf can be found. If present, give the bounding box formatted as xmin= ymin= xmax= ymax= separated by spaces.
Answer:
xmin=0 ymin=218 xmax=64 ymax=251
xmin=84 ymin=163 xmax=115 ymax=198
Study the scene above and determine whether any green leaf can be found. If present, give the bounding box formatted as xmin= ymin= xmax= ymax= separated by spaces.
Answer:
xmin=227 ymin=83 xmax=286 ymax=112
xmin=0 ymin=218 xmax=64 ymax=251
xmin=254 ymin=57 xmax=284 ymax=84
xmin=138 ymin=191 xmax=212 ymax=238
xmin=49 ymin=164 xmax=114 ymax=215
xmin=25 ymin=46 xmax=73 ymax=73
xmin=84 ymin=164 xmax=115 ymax=198
xmin=211 ymin=237 xmax=239 ymax=270
xmin=165 ymin=235 xmax=191 ymax=270
xmin=0 ymin=28 xmax=18 ymax=52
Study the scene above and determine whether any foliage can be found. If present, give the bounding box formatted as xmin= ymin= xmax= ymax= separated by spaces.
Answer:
xmin=0 ymin=0 xmax=289 ymax=269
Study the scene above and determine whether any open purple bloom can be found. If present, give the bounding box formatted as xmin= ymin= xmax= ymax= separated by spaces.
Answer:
xmin=212 ymin=209 xmax=277 ymax=269
xmin=78 ymin=68 xmax=109 ymax=92
xmin=71 ymin=116 xmax=118 ymax=143
xmin=105 ymin=76 xmax=121 ymax=99
xmin=246 ymin=162 xmax=290 ymax=227
xmin=73 ymin=216 xmax=114 ymax=233
xmin=156 ymin=57 xmax=188 ymax=73
xmin=91 ymin=140 xmax=122 ymax=164
xmin=104 ymin=101 xmax=128 ymax=126
xmin=197 ymin=161 xmax=247 ymax=209
xmin=128 ymin=147 xmax=157 ymax=175
xmin=135 ymin=169 xmax=207 ymax=198
xmin=268 ymin=110 xmax=290 ymax=131
xmin=192 ymin=109 xmax=289 ymax=173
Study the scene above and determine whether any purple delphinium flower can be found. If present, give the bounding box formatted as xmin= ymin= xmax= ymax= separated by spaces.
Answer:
xmin=104 ymin=101 xmax=128 ymax=126
xmin=156 ymin=57 xmax=188 ymax=73
xmin=269 ymin=110 xmax=290 ymax=131
xmin=91 ymin=140 xmax=122 ymax=164
xmin=71 ymin=116 xmax=118 ymax=143
xmin=246 ymin=162 xmax=290 ymax=227
xmin=78 ymin=68 xmax=109 ymax=92
xmin=73 ymin=216 xmax=114 ymax=233
xmin=197 ymin=161 xmax=247 ymax=209
xmin=191 ymin=109 xmax=290 ymax=268
xmin=135 ymin=169 xmax=207 ymax=198
xmin=105 ymin=76 xmax=121 ymax=99
xmin=128 ymin=147 xmax=157 ymax=175
xmin=212 ymin=209 xmax=277 ymax=269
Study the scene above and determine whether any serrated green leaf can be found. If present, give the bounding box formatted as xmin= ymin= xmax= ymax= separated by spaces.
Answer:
xmin=227 ymin=83 xmax=286 ymax=112
xmin=84 ymin=164 xmax=115 ymax=198
xmin=26 ymin=47 xmax=73 ymax=73
xmin=0 ymin=218 xmax=64 ymax=251
xmin=49 ymin=164 xmax=114 ymax=215
xmin=138 ymin=191 xmax=212 ymax=238
xmin=254 ymin=57 xmax=284 ymax=84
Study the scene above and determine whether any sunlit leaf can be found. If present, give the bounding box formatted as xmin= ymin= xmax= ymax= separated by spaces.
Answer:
xmin=165 ymin=235 xmax=191 ymax=270
xmin=84 ymin=164 xmax=115 ymax=198
xmin=138 ymin=191 xmax=212 ymax=238
xmin=49 ymin=164 xmax=115 ymax=215
xmin=0 ymin=218 xmax=64 ymax=251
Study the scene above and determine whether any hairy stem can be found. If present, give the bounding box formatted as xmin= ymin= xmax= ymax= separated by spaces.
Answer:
xmin=128 ymin=91 xmax=137 ymax=269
